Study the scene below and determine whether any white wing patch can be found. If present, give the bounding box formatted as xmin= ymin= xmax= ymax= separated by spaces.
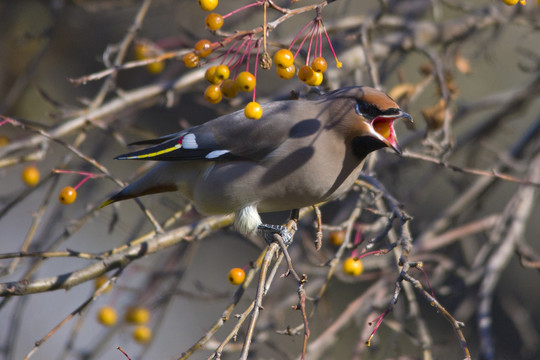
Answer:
xmin=182 ymin=133 xmax=198 ymax=149
xmin=205 ymin=150 xmax=230 ymax=159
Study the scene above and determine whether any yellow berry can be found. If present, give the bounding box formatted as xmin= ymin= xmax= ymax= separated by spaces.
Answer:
xmin=125 ymin=306 xmax=150 ymax=325
xmin=134 ymin=43 xmax=149 ymax=60
xmin=502 ymin=0 xmax=519 ymax=4
xmin=22 ymin=165 xmax=40 ymax=187
xmin=215 ymin=64 xmax=230 ymax=81
xmin=97 ymin=306 xmax=117 ymax=327
xmin=205 ymin=66 xmax=220 ymax=84
xmin=183 ymin=52 xmax=199 ymax=68
xmin=133 ymin=325 xmax=152 ymax=344
xmin=195 ymin=39 xmax=213 ymax=58
xmin=221 ymin=79 xmax=239 ymax=98
xmin=343 ymin=257 xmax=363 ymax=276
xmin=305 ymin=70 xmax=323 ymax=86
xmin=205 ymin=13 xmax=223 ymax=31
xmin=146 ymin=61 xmax=165 ymax=74
xmin=228 ymin=267 xmax=246 ymax=285
xmin=273 ymin=49 xmax=294 ymax=68
xmin=298 ymin=65 xmax=314 ymax=83
xmin=94 ymin=275 xmax=113 ymax=293
xmin=198 ymin=0 xmax=218 ymax=11
xmin=235 ymin=71 xmax=256 ymax=92
xmin=276 ymin=64 xmax=295 ymax=79
xmin=59 ymin=186 xmax=77 ymax=204
xmin=0 ymin=135 xmax=9 ymax=146
xmin=311 ymin=57 xmax=328 ymax=73
xmin=244 ymin=102 xmax=263 ymax=120
xmin=329 ymin=231 xmax=345 ymax=246
xmin=204 ymin=84 xmax=223 ymax=104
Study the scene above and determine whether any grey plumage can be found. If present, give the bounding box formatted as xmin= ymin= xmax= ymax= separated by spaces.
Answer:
xmin=101 ymin=86 xmax=411 ymax=242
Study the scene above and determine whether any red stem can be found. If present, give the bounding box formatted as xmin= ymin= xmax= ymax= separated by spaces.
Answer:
xmin=223 ymin=1 xmax=263 ymax=20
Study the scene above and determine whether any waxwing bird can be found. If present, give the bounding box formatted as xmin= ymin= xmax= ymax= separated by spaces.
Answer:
xmin=101 ymin=86 xmax=411 ymax=243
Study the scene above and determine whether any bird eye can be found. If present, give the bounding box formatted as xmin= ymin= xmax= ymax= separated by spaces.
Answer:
xmin=355 ymin=100 xmax=382 ymax=120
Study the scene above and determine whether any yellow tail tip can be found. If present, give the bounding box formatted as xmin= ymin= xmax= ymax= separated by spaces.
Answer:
xmin=99 ymin=198 xmax=116 ymax=209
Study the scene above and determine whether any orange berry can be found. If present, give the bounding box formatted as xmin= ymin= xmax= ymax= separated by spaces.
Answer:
xmin=273 ymin=49 xmax=294 ymax=68
xmin=22 ymin=165 xmax=40 ymax=187
xmin=235 ymin=71 xmax=256 ymax=92
xmin=215 ymin=64 xmax=230 ymax=81
xmin=244 ymin=102 xmax=263 ymax=120
xmin=125 ymin=306 xmax=150 ymax=325
xmin=204 ymin=84 xmax=223 ymax=104
xmin=276 ymin=64 xmax=295 ymax=79
xmin=205 ymin=66 xmax=220 ymax=84
xmin=298 ymin=65 xmax=314 ymax=83
xmin=343 ymin=257 xmax=363 ymax=276
xmin=198 ymin=0 xmax=218 ymax=11
xmin=221 ymin=79 xmax=239 ymax=98
xmin=133 ymin=325 xmax=152 ymax=344
xmin=228 ymin=267 xmax=246 ymax=285
xmin=94 ymin=275 xmax=113 ymax=293
xmin=311 ymin=57 xmax=328 ymax=73
xmin=97 ymin=306 xmax=117 ymax=327
xmin=205 ymin=13 xmax=223 ymax=31
xmin=183 ymin=52 xmax=199 ymax=68
xmin=59 ymin=186 xmax=77 ymax=204
xmin=305 ymin=70 xmax=323 ymax=86
xmin=329 ymin=231 xmax=345 ymax=246
xmin=195 ymin=39 xmax=213 ymax=58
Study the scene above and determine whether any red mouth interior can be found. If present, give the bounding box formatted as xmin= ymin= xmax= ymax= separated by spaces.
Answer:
xmin=372 ymin=117 xmax=395 ymax=144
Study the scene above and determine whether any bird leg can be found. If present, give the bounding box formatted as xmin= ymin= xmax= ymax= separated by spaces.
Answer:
xmin=257 ymin=224 xmax=293 ymax=245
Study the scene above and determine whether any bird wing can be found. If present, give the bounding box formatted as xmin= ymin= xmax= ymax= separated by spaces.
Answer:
xmin=115 ymin=100 xmax=305 ymax=162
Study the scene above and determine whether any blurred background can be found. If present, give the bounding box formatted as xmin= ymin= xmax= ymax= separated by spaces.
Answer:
xmin=1 ymin=0 xmax=540 ymax=359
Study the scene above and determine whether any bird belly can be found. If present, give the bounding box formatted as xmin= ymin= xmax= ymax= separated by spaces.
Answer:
xmin=191 ymin=153 xmax=364 ymax=215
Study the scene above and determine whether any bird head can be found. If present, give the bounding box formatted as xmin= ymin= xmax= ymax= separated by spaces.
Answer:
xmin=326 ymin=86 xmax=412 ymax=159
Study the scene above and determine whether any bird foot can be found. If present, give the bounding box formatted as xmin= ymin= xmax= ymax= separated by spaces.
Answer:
xmin=257 ymin=224 xmax=294 ymax=245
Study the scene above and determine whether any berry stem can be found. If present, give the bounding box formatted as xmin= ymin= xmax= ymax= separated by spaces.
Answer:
xmin=252 ymin=39 xmax=261 ymax=102
xmin=53 ymin=169 xmax=102 ymax=178
xmin=366 ymin=308 xmax=392 ymax=346
xmin=245 ymin=35 xmax=254 ymax=72
xmin=306 ymin=21 xmax=318 ymax=66
xmin=351 ymin=229 xmax=362 ymax=258
xmin=229 ymin=37 xmax=250 ymax=77
xmin=322 ymin=20 xmax=342 ymax=68
xmin=293 ymin=20 xmax=317 ymax=62
xmin=74 ymin=175 xmax=91 ymax=191
xmin=289 ymin=19 xmax=315 ymax=53
xmin=223 ymin=1 xmax=262 ymax=20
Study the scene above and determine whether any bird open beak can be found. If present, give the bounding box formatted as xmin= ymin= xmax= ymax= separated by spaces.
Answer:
xmin=370 ymin=110 xmax=412 ymax=155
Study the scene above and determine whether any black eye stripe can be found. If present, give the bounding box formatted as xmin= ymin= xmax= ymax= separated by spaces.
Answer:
xmin=355 ymin=100 xmax=381 ymax=120
xmin=355 ymin=100 xmax=400 ymax=119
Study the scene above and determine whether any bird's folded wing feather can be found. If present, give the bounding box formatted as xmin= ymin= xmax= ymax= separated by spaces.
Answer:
xmin=115 ymin=100 xmax=303 ymax=162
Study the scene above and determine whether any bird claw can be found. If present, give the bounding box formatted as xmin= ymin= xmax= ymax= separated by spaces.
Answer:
xmin=257 ymin=224 xmax=294 ymax=245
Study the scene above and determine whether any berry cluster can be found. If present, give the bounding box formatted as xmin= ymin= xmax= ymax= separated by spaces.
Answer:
xmin=172 ymin=1 xmax=343 ymax=120
xmin=94 ymin=273 xmax=153 ymax=345
xmin=276 ymin=17 xmax=340 ymax=87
